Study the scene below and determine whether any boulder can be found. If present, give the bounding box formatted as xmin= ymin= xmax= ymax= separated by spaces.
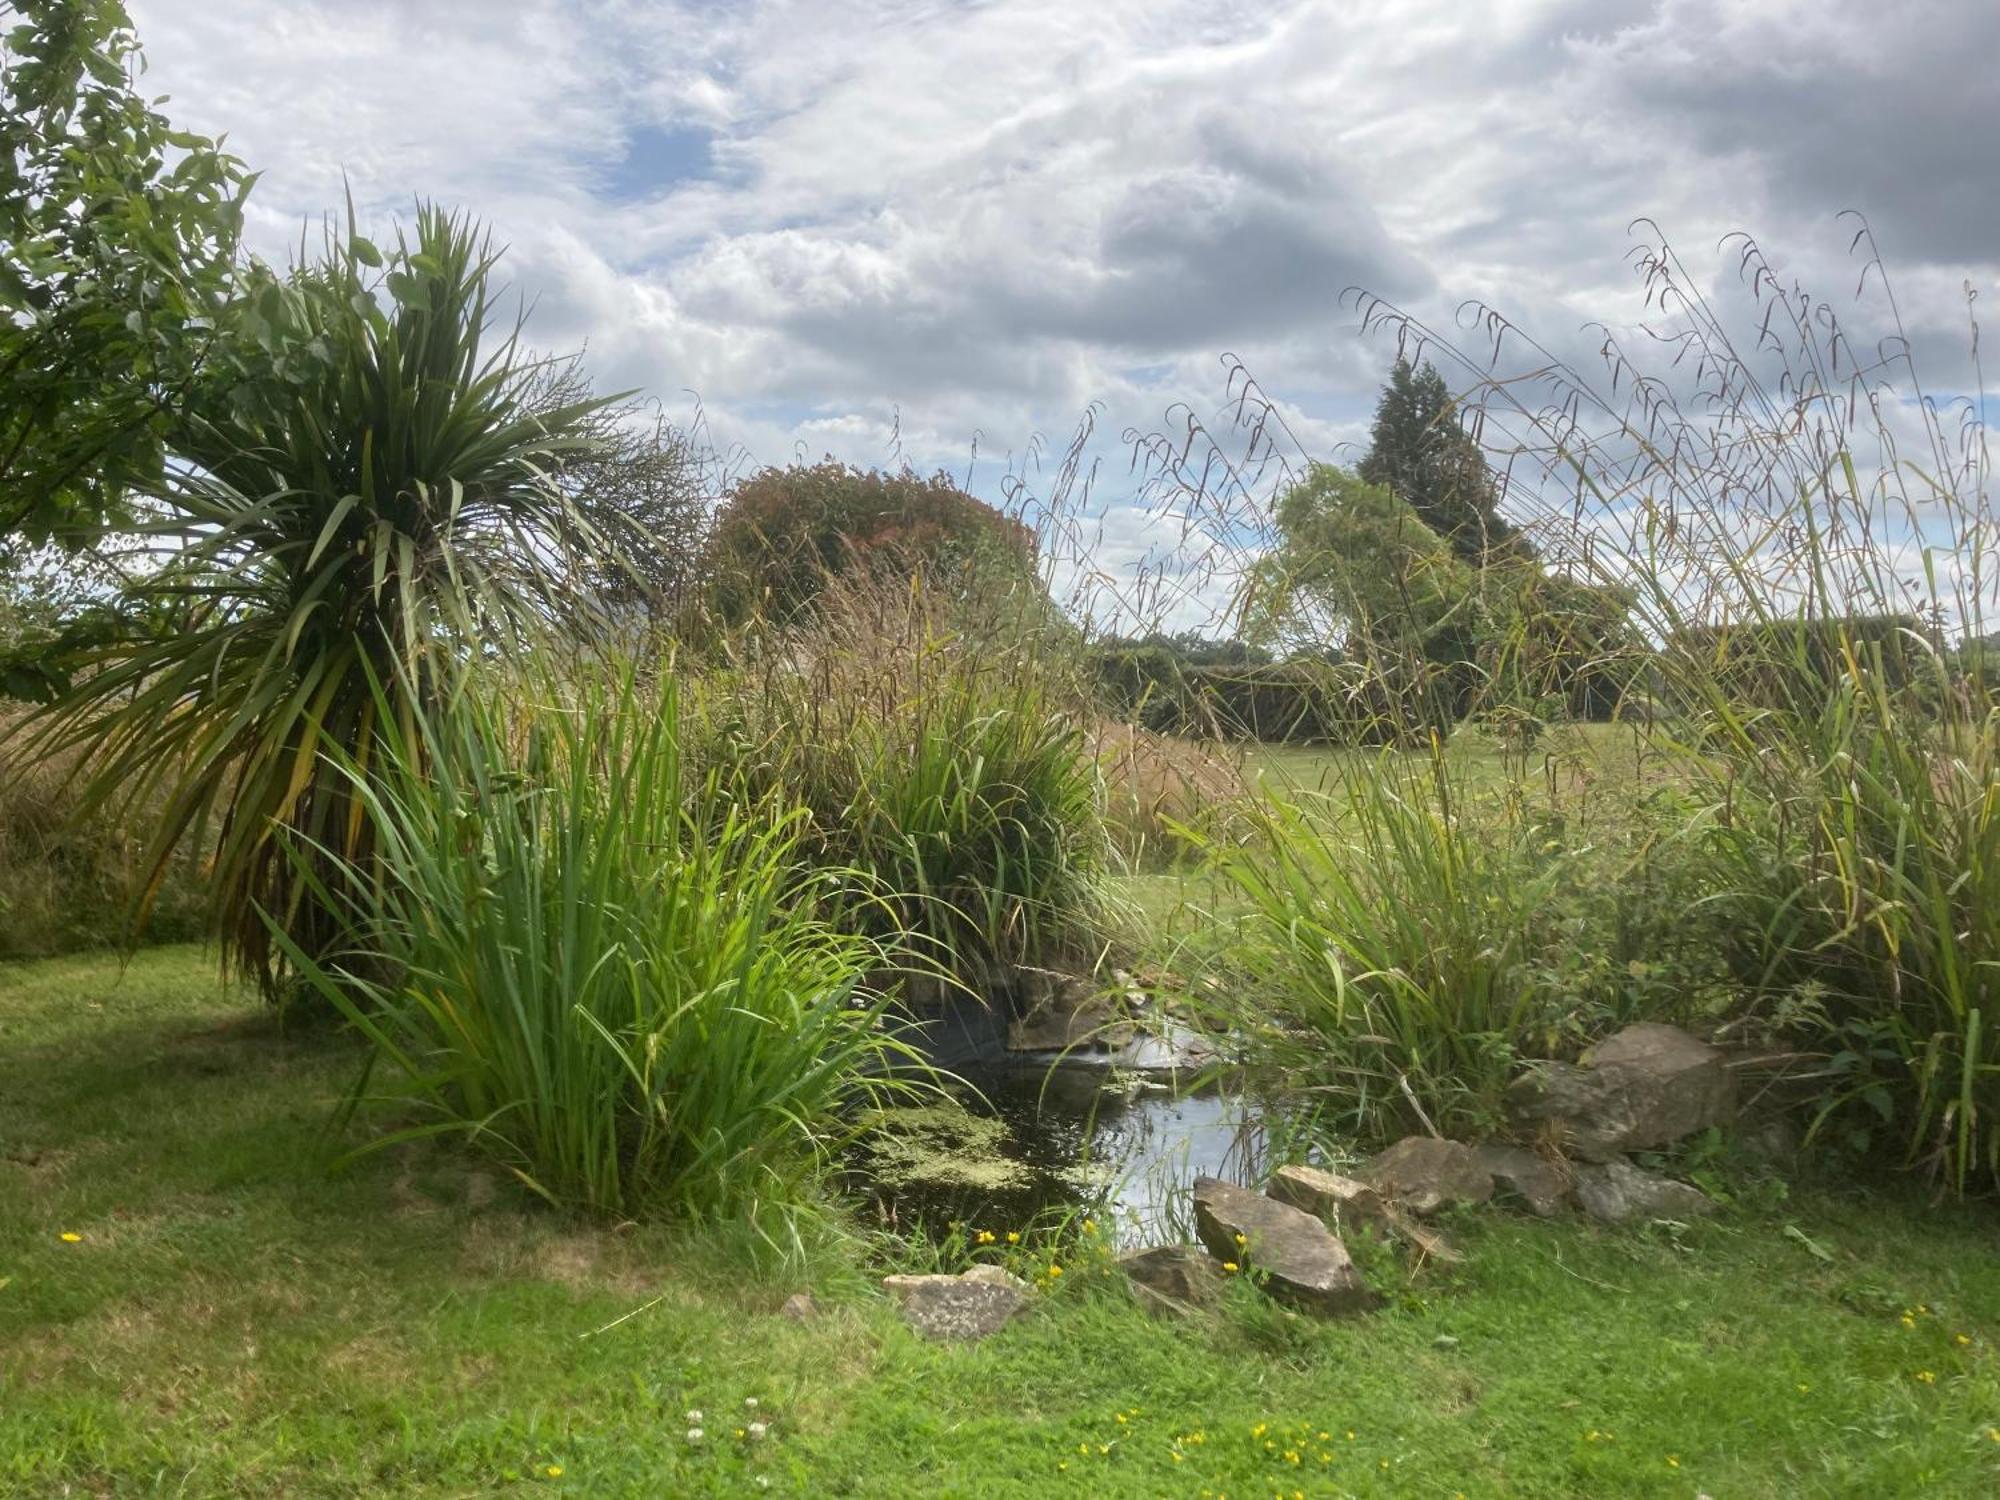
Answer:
xmin=1472 ymin=1144 xmax=1569 ymax=1217
xmin=1361 ymin=1137 xmax=1495 ymax=1216
xmin=1116 ymin=1244 xmax=1223 ymax=1315
xmin=1191 ymin=1177 xmax=1376 ymax=1316
xmin=1269 ymin=1164 xmax=1462 ymax=1265
xmin=881 ymin=1271 xmax=1031 ymax=1341
xmin=1507 ymin=1023 xmax=1736 ymax=1162
xmin=1269 ymin=1163 xmax=1396 ymax=1231
xmin=1004 ymin=969 xmax=1132 ymax=1052
xmin=778 ymin=1292 xmax=818 ymax=1321
xmin=1569 ymin=1159 xmax=1715 ymax=1224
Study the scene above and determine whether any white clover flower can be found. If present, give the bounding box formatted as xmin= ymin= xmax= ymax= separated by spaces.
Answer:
xmin=685 ymin=1409 xmax=703 ymax=1423
xmin=685 ymin=1427 xmax=704 ymax=1443
xmin=747 ymin=1421 xmax=768 ymax=1441
xmin=743 ymin=1396 xmax=760 ymax=1410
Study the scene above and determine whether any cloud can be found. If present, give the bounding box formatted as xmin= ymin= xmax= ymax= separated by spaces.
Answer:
xmin=124 ymin=0 xmax=2000 ymax=633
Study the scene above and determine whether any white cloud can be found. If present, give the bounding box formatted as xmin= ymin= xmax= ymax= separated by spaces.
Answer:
xmin=125 ymin=0 xmax=2000 ymax=636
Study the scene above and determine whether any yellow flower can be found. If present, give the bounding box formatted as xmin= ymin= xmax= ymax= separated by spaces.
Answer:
xmin=1796 ymin=1383 xmax=1810 ymax=1393
xmin=1047 ymin=1264 xmax=1063 ymax=1277
xmin=1006 ymin=1231 xmax=1020 ymax=1244
xmin=544 ymin=1465 xmax=563 ymax=1479
xmin=1082 ymin=1219 xmax=1097 ymax=1235
xmin=1283 ymin=1449 xmax=1300 ymax=1465
xmin=1114 ymin=1414 xmax=1127 ymax=1425
xmin=1987 ymin=1427 xmax=2000 ymax=1442
xmin=1954 ymin=1332 xmax=1971 ymax=1346
xmin=1058 ymin=1460 xmax=1068 ymax=1472
xmin=1171 ymin=1452 xmax=1183 ymax=1463
xmin=1900 ymin=1314 xmax=1916 ymax=1329
xmin=1233 ymin=1233 xmax=1247 ymax=1247
xmin=59 ymin=1232 xmax=82 ymax=1243
xmin=1222 ymin=1261 xmax=1239 ymax=1273
xmin=1316 ymin=1432 xmax=1329 ymax=1441
xmin=1914 ymin=1370 xmax=1937 ymax=1384
xmin=975 ymin=1229 xmax=995 ymax=1245
xmin=1666 ymin=1456 xmax=1680 ymax=1469
xmin=1345 ymin=1430 xmax=1356 ymax=1442
xmin=1251 ymin=1423 xmax=1267 ymax=1438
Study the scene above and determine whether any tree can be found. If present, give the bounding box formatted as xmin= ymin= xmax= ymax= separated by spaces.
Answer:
xmin=705 ymin=461 xmax=1036 ymax=626
xmin=1243 ymin=464 xmax=1483 ymax=663
xmin=0 ymin=1 xmax=252 ymax=553
xmin=1357 ymin=359 xmax=1524 ymax=564
xmin=25 ymin=209 xmax=609 ymax=997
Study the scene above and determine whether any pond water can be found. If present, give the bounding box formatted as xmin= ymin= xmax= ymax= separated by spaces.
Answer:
xmin=854 ymin=995 xmax=1274 ymax=1246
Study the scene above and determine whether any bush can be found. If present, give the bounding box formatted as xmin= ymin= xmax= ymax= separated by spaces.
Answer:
xmin=706 ymin=461 xmax=1036 ymax=626
xmin=1195 ymin=754 xmax=1733 ymax=1143
xmin=698 ymin=583 xmax=1108 ymax=981
xmin=0 ymin=709 xmax=206 ymax=958
xmin=276 ymin=669 xmax=916 ymax=1245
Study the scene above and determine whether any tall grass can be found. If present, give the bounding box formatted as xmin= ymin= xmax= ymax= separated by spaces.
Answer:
xmin=276 ymin=668 xmax=918 ymax=1246
xmin=1195 ymin=742 xmax=1726 ymax=1141
xmin=701 ymin=580 xmax=1109 ymax=982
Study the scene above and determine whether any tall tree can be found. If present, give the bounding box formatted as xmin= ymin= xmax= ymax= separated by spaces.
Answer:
xmin=1357 ymin=358 xmax=1523 ymax=564
xmin=0 ymin=0 xmax=252 ymax=553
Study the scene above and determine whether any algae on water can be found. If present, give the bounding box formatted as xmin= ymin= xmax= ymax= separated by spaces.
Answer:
xmin=855 ymin=1103 xmax=1033 ymax=1192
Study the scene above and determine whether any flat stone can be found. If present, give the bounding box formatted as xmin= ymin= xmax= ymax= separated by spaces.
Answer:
xmin=1269 ymin=1163 xmax=1461 ymax=1264
xmin=778 ymin=1292 xmax=818 ymax=1321
xmin=881 ymin=1272 xmax=1030 ymax=1341
xmin=1570 ymin=1159 xmax=1715 ymax=1224
xmin=1116 ymin=1244 xmax=1222 ymax=1315
xmin=1362 ymin=1137 xmax=1495 ymax=1217
xmin=959 ymin=1264 xmax=1030 ymax=1291
xmin=1267 ymin=1164 xmax=1392 ymax=1232
xmin=1473 ymin=1144 xmax=1569 ymax=1217
xmin=1191 ymin=1177 xmax=1375 ymax=1316
xmin=1508 ymin=1023 xmax=1737 ymax=1162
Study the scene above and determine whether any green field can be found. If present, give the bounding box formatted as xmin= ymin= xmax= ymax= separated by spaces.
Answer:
xmin=4 ymin=946 xmax=1998 ymax=1497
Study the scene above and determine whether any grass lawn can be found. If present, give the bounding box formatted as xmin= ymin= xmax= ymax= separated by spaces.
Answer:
xmin=4 ymin=947 xmax=1999 ymax=1497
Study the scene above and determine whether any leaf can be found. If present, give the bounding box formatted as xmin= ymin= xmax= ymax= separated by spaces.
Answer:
xmin=350 ymin=235 xmax=383 ymax=269
xmin=1782 ymin=1224 xmax=1835 ymax=1263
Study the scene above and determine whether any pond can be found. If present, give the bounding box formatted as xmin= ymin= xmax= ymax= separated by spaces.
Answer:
xmin=853 ymin=992 xmax=1274 ymax=1246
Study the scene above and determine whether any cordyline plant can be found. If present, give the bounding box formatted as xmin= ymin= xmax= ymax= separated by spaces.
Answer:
xmin=27 ymin=206 xmax=611 ymax=1000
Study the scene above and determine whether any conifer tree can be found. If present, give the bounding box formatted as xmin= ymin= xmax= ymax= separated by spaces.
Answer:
xmin=1357 ymin=359 xmax=1524 ymax=563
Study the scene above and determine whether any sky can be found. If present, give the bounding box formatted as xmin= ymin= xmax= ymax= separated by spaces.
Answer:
xmin=125 ymin=0 xmax=2000 ymax=631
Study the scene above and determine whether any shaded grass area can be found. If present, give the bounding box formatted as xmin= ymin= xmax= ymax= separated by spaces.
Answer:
xmin=4 ymin=947 xmax=1999 ymax=1497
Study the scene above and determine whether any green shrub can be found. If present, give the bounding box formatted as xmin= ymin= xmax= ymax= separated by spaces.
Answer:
xmin=1196 ymin=753 xmax=1732 ymax=1142
xmin=706 ymin=461 xmax=1036 ymax=626
xmin=275 ymin=669 xmax=916 ymax=1247
xmin=0 ymin=709 xmax=206 ymax=958
xmin=700 ymin=585 xmax=1108 ymax=980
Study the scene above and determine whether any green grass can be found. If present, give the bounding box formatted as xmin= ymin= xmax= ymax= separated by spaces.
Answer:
xmin=5 ymin=947 xmax=2000 ymax=1497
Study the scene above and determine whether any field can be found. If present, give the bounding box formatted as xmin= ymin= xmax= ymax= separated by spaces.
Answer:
xmin=4 ymin=947 xmax=1999 ymax=1498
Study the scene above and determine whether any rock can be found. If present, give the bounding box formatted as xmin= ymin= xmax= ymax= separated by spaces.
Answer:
xmin=1362 ymin=1137 xmax=1495 ymax=1217
xmin=959 ymin=1264 xmax=1030 ymax=1291
xmin=1190 ymin=1177 xmax=1376 ymax=1316
xmin=779 ymin=1292 xmax=818 ymax=1321
xmin=1508 ymin=1023 xmax=1736 ymax=1162
xmin=1267 ymin=1164 xmax=1392 ymax=1233
xmin=1270 ymin=1162 xmax=1462 ymax=1264
xmin=1116 ymin=1245 xmax=1223 ymax=1316
xmin=1472 ymin=1144 xmax=1569 ymax=1217
xmin=1570 ymin=1159 xmax=1715 ymax=1224
xmin=1004 ymin=969 xmax=1132 ymax=1052
xmin=881 ymin=1271 xmax=1031 ymax=1341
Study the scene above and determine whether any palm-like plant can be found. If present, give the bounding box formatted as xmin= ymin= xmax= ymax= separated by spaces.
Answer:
xmin=30 ymin=206 xmax=608 ymax=996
